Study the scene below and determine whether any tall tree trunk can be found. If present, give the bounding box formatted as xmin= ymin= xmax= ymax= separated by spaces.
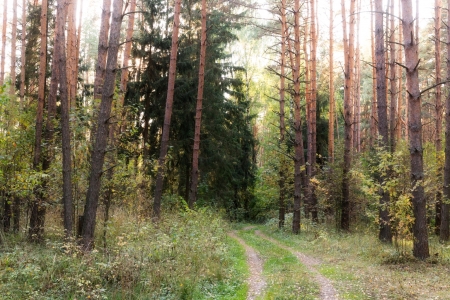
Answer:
xmin=101 ymin=0 xmax=134 ymax=244
xmin=375 ymin=0 xmax=392 ymax=243
xmin=401 ymin=0 xmax=429 ymax=259
xmin=0 ymin=0 xmax=6 ymax=85
xmin=75 ymin=0 xmax=83 ymax=97
xmin=440 ymin=0 xmax=450 ymax=242
xmin=29 ymin=0 xmax=50 ymax=242
xmin=340 ymin=0 xmax=356 ymax=231
xmin=278 ymin=0 xmax=287 ymax=228
xmin=328 ymin=0 xmax=334 ymax=162
xmin=19 ymin=0 xmax=26 ymax=104
xmin=93 ymin=0 xmax=112 ymax=100
xmin=82 ymin=0 xmax=123 ymax=250
xmin=67 ymin=0 xmax=78 ymax=108
xmin=397 ymin=0 xmax=404 ymax=140
xmin=370 ymin=0 xmax=377 ymax=147
xmin=389 ymin=0 xmax=397 ymax=152
xmin=188 ymin=0 xmax=207 ymax=208
xmin=292 ymin=0 xmax=304 ymax=234
xmin=354 ymin=0 xmax=361 ymax=152
xmin=309 ymin=0 xmax=318 ymax=223
xmin=153 ymin=0 xmax=182 ymax=220
xmin=53 ymin=0 xmax=74 ymax=238
xmin=10 ymin=0 xmax=18 ymax=94
xmin=118 ymin=0 xmax=136 ymax=127
xmin=304 ymin=20 xmax=311 ymax=218
xmin=434 ymin=0 xmax=443 ymax=236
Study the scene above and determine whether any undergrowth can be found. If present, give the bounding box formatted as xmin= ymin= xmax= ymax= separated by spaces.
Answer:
xmin=237 ymin=229 xmax=319 ymax=299
xmin=259 ymin=218 xmax=450 ymax=299
xmin=0 ymin=208 xmax=246 ymax=300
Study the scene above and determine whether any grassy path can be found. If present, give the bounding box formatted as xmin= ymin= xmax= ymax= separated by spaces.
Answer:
xmin=228 ymin=230 xmax=266 ymax=299
xmin=230 ymin=226 xmax=330 ymax=299
xmin=255 ymin=230 xmax=337 ymax=300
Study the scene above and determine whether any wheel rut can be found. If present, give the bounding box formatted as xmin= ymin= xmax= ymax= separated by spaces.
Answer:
xmin=228 ymin=230 xmax=266 ymax=300
xmin=254 ymin=230 xmax=338 ymax=300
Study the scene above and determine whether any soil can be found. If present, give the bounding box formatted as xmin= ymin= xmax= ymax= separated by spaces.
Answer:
xmin=228 ymin=230 xmax=266 ymax=300
xmin=255 ymin=230 xmax=338 ymax=300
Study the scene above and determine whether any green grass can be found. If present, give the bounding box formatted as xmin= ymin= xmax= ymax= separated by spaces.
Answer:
xmin=237 ymin=229 xmax=320 ymax=299
xmin=0 ymin=209 xmax=247 ymax=300
xmin=257 ymin=221 xmax=450 ymax=299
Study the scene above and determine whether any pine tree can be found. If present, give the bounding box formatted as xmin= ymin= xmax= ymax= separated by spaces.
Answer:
xmin=401 ymin=0 xmax=429 ymax=259
xmin=82 ymin=0 xmax=124 ymax=250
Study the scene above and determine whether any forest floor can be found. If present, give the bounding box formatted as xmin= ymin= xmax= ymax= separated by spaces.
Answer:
xmin=2 ymin=210 xmax=450 ymax=299
xmin=230 ymin=222 xmax=450 ymax=300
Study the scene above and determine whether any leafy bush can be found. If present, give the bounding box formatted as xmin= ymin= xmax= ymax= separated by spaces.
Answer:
xmin=0 ymin=209 xmax=244 ymax=299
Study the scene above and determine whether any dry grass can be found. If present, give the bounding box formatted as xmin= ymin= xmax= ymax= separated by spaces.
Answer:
xmin=260 ymin=220 xmax=450 ymax=299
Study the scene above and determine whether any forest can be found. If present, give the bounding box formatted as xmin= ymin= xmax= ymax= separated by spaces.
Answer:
xmin=1 ymin=0 xmax=450 ymax=298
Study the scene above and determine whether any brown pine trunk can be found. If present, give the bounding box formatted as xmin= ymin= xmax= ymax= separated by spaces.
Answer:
xmin=401 ymin=0 xmax=429 ymax=259
xmin=309 ymin=0 xmax=318 ymax=222
xmin=389 ymin=0 xmax=397 ymax=152
xmin=10 ymin=0 xmax=18 ymax=94
xmin=75 ymin=0 xmax=83 ymax=93
xmin=292 ymin=0 xmax=305 ymax=234
xmin=354 ymin=0 xmax=361 ymax=152
xmin=278 ymin=0 xmax=287 ymax=228
xmin=340 ymin=0 xmax=356 ymax=231
xmin=328 ymin=0 xmax=334 ymax=162
xmin=67 ymin=0 xmax=78 ymax=108
xmin=398 ymin=0 xmax=404 ymax=140
xmin=54 ymin=0 xmax=74 ymax=238
xmin=82 ymin=0 xmax=123 ymax=250
xmin=0 ymin=0 xmax=6 ymax=85
xmin=304 ymin=22 xmax=311 ymax=219
xmin=19 ymin=0 xmax=26 ymax=104
xmin=370 ymin=0 xmax=377 ymax=147
xmin=440 ymin=0 xmax=450 ymax=242
xmin=434 ymin=0 xmax=443 ymax=236
xmin=153 ymin=0 xmax=182 ymax=220
xmin=29 ymin=0 xmax=49 ymax=242
xmin=375 ymin=0 xmax=392 ymax=243
xmin=119 ymin=0 xmax=135 ymax=114
xmin=93 ymin=0 xmax=112 ymax=100
xmin=188 ymin=0 xmax=207 ymax=208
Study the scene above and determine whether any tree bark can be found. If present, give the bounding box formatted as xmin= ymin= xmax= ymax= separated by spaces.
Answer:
xmin=29 ymin=0 xmax=48 ymax=241
xmin=10 ymin=0 xmax=18 ymax=94
xmin=375 ymin=0 xmax=392 ymax=243
xmin=434 ymin=0 xmax=443 ymax=236
xmin=188 ymin=0 xmax=207 ymax=208
xmin=354 ymin=0 xmax=361 ymax=152
xmin=292 ymin=0 xmax=303 ymax=234
xmin=53 ymin=0 xmax=74 ymax=238
xmin=389 ymin=0 xmax=397 ymax=151
xmin=153 ymin=0 xmax=182 ymax=220
xmin=75 ymin=0 xmax=83 ymax=96
xmin=277 ymin=0 xmax=287 ymax=228
xmin=401 ymin=0 xmax=429 ymax=259
xmin=19 ymin=0 xmax=26 ymax=104
xmin=33 ymin=0 xmax=48 ymax=169
xmin=370 ymin=0 xmax=377 ymax=147
xmin=328 ymin=0 xmax=334 ymax=162
xmin=67 ymin=0 xmax=78 ymax=108
xmin=340 ymin=0 xmax=356 ymax=231
xmin=0 ymin=0 xmax=6 ymax=85
xmin=397 ymin=0 xmax=404 ymax=140
xmin=93 ymin=0 xmax=112 ymax=100
xmin=119 ymin=0 xmax=135 ymax=116
xmin=441 ymin=0 xmax=450 ymax=242
xmin=82 ymin=0 xmax=123 ymax=250
xmin=308 ymin=0 xmax=318 ymax=223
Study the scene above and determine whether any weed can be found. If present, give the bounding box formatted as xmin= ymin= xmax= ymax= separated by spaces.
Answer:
xmin=0 ymin=208 xmax=246 ymax=300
